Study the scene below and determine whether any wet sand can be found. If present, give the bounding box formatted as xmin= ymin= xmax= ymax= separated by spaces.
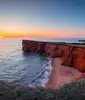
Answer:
xmin=45 ymin=58 xmax=82 ymax=89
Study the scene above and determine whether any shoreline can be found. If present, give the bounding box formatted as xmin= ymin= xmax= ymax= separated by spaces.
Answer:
xmin=30 ymin=57 xmax=52 ymax=87
xmin=22 ymin=39 xmax=85 ymax=89
xmin=45 ymin=58 xmax=82 ymax=89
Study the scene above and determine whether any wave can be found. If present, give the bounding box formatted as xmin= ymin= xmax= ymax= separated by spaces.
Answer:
xmin=29 ymin=58 xmax=52 ymax=87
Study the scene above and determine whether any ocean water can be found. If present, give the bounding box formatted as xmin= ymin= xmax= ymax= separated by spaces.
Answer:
xmin=0 ymin=38 xmax=52 ymax=87
xmin=0 ymin=38 xmax=84 ymax=86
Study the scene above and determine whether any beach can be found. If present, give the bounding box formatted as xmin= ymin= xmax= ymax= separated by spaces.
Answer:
xmin=22 ymin=39 xmax=85 ymax=89
xmin=0 ymin=38 xmax=85 ymax=89
xmin=45 ymin=58 xmax=82 ymax=89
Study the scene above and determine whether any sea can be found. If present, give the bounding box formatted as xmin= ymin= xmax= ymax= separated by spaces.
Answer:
xmin=0 ymin=37 xmax=85 ymax=87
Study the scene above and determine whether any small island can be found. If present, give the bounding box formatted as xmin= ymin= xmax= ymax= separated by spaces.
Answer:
xmin=78 ymin=40 xmax=85 ymax=43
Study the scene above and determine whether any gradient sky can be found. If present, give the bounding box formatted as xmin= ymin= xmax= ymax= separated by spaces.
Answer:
xmin=0 ymin=0 xmax=85 ymax=38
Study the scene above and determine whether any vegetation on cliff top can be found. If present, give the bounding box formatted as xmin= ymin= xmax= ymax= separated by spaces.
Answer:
xmin=0 ymin=81 xmax=57 ymax=100
xmin=0 ymin=80 xmax=85 ymax=100
xmin=56 ymin=79 xmax=85 ymax=100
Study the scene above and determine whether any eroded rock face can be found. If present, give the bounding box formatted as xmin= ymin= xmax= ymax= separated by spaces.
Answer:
xmin=44 ymin=43 xmax=57 ymax=56
xmin=62 ymin=46 xmax=85 ymax=72
xmin=61 ymin=46 xmax=73 ymax=67
xmin=53 ymin=45 xmax=66 ymax=57
xmin=73 ymin=47 xmax=85 ymax=72
xmin=22 ymin=40 xmax=65 ymax=57
xmin=22 ymin=40 xmax=85 ymax=72
xmin=22 ymin=40 xmax=45 ymax=53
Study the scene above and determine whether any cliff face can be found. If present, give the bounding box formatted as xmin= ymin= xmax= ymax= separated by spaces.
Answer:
xmin=22 ymin=40 xmax=65 ymax=57
xmin=22 ymin=40 xmax=85 ymax=72
xmin=22 ymin=40 xmax=45 ymax=53
xmin=62 ymin=45 xmax=85 ymax=72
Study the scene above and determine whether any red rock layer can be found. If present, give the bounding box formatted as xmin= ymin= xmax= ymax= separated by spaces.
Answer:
xmin=62 ymin=46 xmax=85 ymax=72
xmin=72 ymin=73 xmax=85 ymax=82
xmin=22 ymin=40 xmax=66 ymax=57
xmin=22 ymin=40 xmax=85 ymax=72
xmin=22 ymin=40 xmax=45 ymax=53
xmin=73 ymin=47 xmax=85 ymax=72
xmin=61 ymin=46 xmax=73 ymax=66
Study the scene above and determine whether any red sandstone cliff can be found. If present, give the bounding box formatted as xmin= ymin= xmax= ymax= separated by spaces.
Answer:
xmin=62 ymin=45 xmax=85 ymax=72
xmin=22 ymin=40 xmax=85 ymax=72
xmin=22 ymin=40 xmax=45 ymax=53
xmin=22 ymin=40 xmax=66 ymax=57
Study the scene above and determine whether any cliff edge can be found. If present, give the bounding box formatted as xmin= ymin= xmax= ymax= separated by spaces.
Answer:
xmin=22 ymin=40 xmax=85 ymax=72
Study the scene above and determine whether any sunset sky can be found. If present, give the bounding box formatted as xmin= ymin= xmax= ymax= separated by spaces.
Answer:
xmin=0 ymin=0 xmax=85 ymax=38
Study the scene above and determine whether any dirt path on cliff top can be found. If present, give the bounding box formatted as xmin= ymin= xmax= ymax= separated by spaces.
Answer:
xmin=45 ymin=58 xmax=82 ymax=89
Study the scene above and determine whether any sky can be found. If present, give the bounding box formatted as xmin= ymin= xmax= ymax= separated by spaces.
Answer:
xmin=0 ymin=0 xmax=85 ymax=38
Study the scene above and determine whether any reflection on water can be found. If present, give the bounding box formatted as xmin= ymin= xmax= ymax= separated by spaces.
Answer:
xmin=0 ymin=38 xmax=51 ymax=86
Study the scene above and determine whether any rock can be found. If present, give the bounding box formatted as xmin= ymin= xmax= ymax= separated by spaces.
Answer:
xmin=44 ymin=43 xmax=56 ymax=56
xmin=22 ymin=40 xmax=66 ymax=57
xmin=62 ymin=45 xmax=85 ymax=72
xmin=61 ymin=46 xmax=73 ymax=66
xmin=52 ymin=45 xmax=65 ymax=57
xmin=72 ymin=73 xmax=85 ymax=81
xmin=22 ymin=40 xmax=85 ymax=72
xmin=73 ymin=47 xmax=85 ymax=72
xmin=22 ymin=40 xmax=45 ymax=53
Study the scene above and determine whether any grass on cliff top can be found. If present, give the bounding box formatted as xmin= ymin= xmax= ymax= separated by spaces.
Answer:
xmin=0 ymin=80 xmax=85 ymax=100
xmin=0 ymin=80 xmax=57 ymax=100
xmin=56 ymin=79 xmax=85 ymax=100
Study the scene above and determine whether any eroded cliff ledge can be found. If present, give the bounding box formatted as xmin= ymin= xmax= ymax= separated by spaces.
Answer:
xmin=22 ymin=40 xmax=66 ymax=57
xmin=22 ymin=40 xmax=85 ymax=72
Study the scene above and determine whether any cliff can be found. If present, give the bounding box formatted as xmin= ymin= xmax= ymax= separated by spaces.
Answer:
xmin=62 ymin=44 xmax=85 ymax=72
xmin=22 ymin=40 xmax=85 ymax=73
xmin=45 ymin=58 xmax=82 ymax=89
xmin=22 ymin=40 xmax=66 ymax=57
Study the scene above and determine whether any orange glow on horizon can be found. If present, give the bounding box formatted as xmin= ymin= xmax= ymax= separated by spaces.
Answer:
xmin=0 ymin=29 xmax=85 ymax=38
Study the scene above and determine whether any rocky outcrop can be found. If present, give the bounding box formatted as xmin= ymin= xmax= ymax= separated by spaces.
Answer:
xmin=78 ymin=40 xmax=85 ymax=43
xmin=22 ymin=40 xmax=45 ymax=53
xmin=22 ymin=40 xmax=85 ymax=72
xmin=22 ymin=40 xmax=66 ymax=57
xmin=62 ymin=45 xmax=85 ymax=72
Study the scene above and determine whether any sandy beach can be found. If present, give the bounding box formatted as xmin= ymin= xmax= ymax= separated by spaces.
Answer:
xmin=45 ymin=58 xmax=82 ymax=89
